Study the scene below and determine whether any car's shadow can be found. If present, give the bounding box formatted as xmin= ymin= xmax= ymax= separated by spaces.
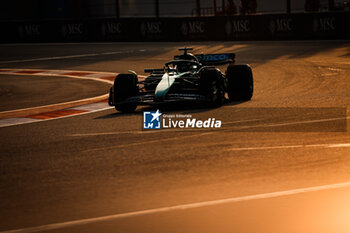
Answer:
xmin=95 ymin=99 xmax=248 ymax=119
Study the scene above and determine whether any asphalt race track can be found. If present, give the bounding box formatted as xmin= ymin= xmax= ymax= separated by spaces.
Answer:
xmin=0 ymin=41 xmax=350 ymax=233
xmin=0 ymin=74 xmax=109 ymax=112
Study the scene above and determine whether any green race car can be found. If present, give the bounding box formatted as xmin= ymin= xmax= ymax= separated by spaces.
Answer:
xmin=108 ymin=48 xmax=253 ymax=113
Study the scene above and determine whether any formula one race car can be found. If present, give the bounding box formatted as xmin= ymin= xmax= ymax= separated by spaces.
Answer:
xmin=108 ymin=48 xmax=253 ymax=113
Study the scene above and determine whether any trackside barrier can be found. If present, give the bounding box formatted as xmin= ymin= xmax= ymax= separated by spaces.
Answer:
xmin=1 ymin=12 xmax=349 ymax=43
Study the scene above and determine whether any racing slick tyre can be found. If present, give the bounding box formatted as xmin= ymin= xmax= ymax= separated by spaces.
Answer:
xmin=226 ymin=64 xmax=253 ymax=101
xmin=199 ymin=68 xmax=225 ymax=107
xmin=113 ymin=74 xmax=138 ymax=113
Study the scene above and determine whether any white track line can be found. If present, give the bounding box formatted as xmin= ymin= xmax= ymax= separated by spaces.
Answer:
xmin=0 ymin=93 xmax=109 ymax=116
xmin=328 ymin=143 xmax=350 ymax=148
xmin=0 ymin=48 xmax=153 ymax=64
xmin=0 ymin=51 xmax=128 ymax=64
xmin=0 ymin=118 xmax=42 ymax=127
xmin=0 ymin=69 xmax=114 ymax=84
xmin=222 ymin=118 xmax=262 ymax=125
xmin=82 ymin=131 xmax=215 ymax=152
xmin=2 ymin=181 xmax=350 ymax=233
xmin=70 ymin=128 xmax=213 ymax=136
xmin=233 ymin=116 xmax=349 ymax=129
xmin=227 ymin=143 xmax=350 ymax=151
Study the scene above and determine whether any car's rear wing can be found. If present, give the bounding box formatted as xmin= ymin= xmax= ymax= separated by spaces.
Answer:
xmin=195 ymin=53 xmax=235 ymax=65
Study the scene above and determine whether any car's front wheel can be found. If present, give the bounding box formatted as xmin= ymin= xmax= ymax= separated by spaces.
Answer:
xmin=113 ymin=74 xmax=138 ymax=113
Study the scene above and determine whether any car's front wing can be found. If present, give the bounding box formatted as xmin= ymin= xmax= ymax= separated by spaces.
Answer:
xmin=109 ymin=92 xmax=207 ymax=106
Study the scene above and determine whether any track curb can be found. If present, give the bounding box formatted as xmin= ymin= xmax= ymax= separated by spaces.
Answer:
xmin=0 ymin=69 xmax=117 ymax=127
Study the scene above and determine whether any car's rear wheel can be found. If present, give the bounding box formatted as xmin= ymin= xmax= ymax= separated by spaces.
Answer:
xmin=226 ymin=64 xmax=253 ymax=101
xmin=113 ymin=74 xmax=138 ymax=113
xmin=199 ymin=68 xmax=225 ymax=107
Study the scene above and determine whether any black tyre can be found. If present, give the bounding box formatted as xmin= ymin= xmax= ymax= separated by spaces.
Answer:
xmin=113 ymin=74 xmax=138 ymax=113
xmin=226 ymin=64 xmax=253 ymax=101
xmin=199 ymin=68 xmax=225 ymax=107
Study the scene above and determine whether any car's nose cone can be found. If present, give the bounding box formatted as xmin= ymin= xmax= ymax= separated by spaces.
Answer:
xmin=155 ymin=73 xmax=176 ymax=101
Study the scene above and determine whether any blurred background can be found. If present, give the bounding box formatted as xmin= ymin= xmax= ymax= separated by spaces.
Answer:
xmin=1 ymin=0 xmax=349 ymax=20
